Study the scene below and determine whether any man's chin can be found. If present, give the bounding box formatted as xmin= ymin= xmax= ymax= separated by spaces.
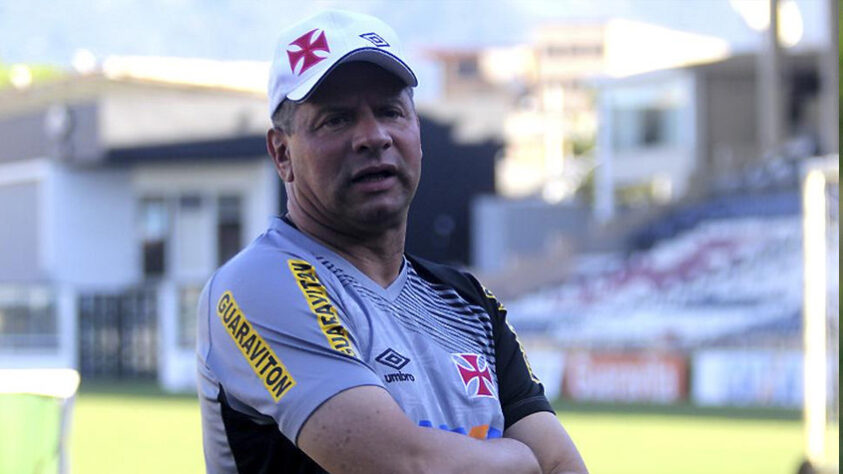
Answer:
xmin=349 ymin=203 xmax=408 ymax=231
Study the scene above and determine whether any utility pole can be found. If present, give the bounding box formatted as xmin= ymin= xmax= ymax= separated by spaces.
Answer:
xmin=819 ymin=0 xmax=839 ymax=153
xmin=757 ymin=0 xmax=784 ymax=157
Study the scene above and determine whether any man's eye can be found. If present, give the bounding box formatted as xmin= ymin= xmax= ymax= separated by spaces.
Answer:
xmin=381 ymin=108 xmax=403 ymax=119
xmin=322 ymin=115 xmax=349 ymax=128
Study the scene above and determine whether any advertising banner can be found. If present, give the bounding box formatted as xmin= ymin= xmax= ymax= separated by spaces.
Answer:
xmin=562 ymin=351 xmax=687 ymax=403
xmin=692 ymin=349 xmax=803 ymax=408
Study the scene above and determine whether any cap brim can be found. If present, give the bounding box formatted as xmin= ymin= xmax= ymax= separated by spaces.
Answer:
xmin=286 ymin=48 xmax=418 ymax=103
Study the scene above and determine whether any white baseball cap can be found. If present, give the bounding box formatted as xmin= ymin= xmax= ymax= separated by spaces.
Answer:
xmin=267 ymin=10 xmax=418 ymax=117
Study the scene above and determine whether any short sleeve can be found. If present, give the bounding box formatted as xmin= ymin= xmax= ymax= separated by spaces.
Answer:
xmin=474 ymin=281 xmax=555 ymax=429
xmin=205 ymin=250 xmax=383 ymax=444
xmin=493 ymin=311 xmax=554 ymax=428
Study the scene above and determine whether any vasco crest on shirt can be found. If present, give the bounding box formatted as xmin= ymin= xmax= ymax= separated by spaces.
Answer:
xmin=451 ymin=353 xmax=497 ymax=400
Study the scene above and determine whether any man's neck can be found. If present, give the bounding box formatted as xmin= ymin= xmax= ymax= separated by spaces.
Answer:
xmin=286 ymin=209 xmax=406 ymax=289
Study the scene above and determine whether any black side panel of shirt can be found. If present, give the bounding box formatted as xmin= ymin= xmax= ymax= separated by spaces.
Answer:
xmin=406 ymin=254 xmax=555 ymax=429
xmin=218 ymin=388 xmax=327 ymax=474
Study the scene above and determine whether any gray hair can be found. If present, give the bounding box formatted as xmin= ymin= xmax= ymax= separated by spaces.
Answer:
xmin=270 ymin=86 xmax=415 ymax=136
xmin=271 ymin=99 xmax=299 ymax=135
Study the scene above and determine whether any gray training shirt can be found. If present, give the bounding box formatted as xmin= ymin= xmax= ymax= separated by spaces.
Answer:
xmin=197 ymin=216 xmax=552 ymax=473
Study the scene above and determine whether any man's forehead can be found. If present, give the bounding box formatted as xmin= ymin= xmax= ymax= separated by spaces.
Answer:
xmin=305 ymin=62 xmax=409 ymax=104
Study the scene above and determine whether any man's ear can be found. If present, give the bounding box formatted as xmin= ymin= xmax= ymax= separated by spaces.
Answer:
xmin=266 ymin=128 xmax=294 ymax=182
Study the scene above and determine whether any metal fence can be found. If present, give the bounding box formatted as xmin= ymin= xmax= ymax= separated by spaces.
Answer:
xmin=78 ymin=288 xmax=157 ymax=379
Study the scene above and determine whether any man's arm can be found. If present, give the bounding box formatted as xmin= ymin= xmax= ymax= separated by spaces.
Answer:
xmin=298 ymin=385 xmax=542 ymax=474
xmin=504 ymin=412 xmax=588 ymax=474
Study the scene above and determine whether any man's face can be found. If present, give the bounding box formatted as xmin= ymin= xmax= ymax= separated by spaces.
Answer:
xmin=275 ymin=62 xmax=422 ymax=234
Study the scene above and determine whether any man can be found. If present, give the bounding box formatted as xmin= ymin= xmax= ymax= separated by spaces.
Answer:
xmin=197 ymin=10 xmax=588 ymax=474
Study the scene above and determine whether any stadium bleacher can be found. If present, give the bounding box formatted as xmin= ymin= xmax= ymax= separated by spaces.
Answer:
xmin=507 ymin=213 xmax=810 ymax=350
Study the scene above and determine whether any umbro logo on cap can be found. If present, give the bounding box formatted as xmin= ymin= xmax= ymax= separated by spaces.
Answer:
xmin=359 ymin=32 xmax=389 ymax=47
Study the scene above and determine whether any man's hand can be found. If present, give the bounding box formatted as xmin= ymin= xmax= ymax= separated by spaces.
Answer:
xmin=504 ymin=411 xmax=588 ymax=474
xmin=298 ymin=385 xmax=541 ymax=474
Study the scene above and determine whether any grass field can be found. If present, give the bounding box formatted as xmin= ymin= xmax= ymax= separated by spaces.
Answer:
xmin=71 ymin=383 xmax=203 ymax=474
xmin=68 ymin=383 xmax=834 ymax=474
xmin=552 ymin=401 xmax=819 ymax=474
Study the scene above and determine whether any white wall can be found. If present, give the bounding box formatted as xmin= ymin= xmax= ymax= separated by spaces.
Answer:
xmin=47 ymin=163 xmax=137 ymax=289
xmin=612 ymin=146 xmax=695 ymax=197
xmin=100 ymin=87 xmax=268 ymax=149
xmin=0 ymin=160 xmax=108 ymax=369
xmin=595 ymin=71 xmax=698 ymax=219
xmin=2 ymin=161 xmax=135 ymax=369
xmin=471 ymin=196 xmax=588 ymax=272
xmin=0 ymin=159 xmax=50 ymax=282
xmin=2 ymin=159 xmax=139 ymax=289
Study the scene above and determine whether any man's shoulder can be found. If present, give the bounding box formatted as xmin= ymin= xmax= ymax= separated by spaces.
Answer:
xmin=407 ymin=255 xmax=503 ymax=316
xmin=210 ymin=227 xmax=323 ymax=296
xmin=406 ymin=254 xmax=472 ymax=285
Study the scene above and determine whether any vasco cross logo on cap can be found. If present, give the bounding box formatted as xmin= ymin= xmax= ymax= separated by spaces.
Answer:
xmin=287 ymin=29 xmax=330 ymax=76
xmin=452 ymin=353 xmax=496 ymax=399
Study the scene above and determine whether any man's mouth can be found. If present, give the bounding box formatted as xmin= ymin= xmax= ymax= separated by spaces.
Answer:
xmin=351 ymin=166 xmax=398 ymax=184
xmin=353 ymin=170 xmax=395 ymax=182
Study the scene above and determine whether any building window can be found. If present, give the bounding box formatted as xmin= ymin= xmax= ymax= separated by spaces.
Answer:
xmin=641 ymin=108 xmax=664 ymax=146
xmin=140 ymin=197 xmax=169 ymax=278
xmin=0 ymin=285 xmax=57 ymax=349
xmin=612 ymin=107 xmax=679 ymax=151
xmin=179 ymin=194 xmax=201 ymax=210
xmin=456 ymin=58 xmax=478 ymax=77
xmin=217 ymin=195 xmax=242 ymax=266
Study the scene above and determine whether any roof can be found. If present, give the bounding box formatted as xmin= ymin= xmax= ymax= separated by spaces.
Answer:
xmin=106 ymin=134 xmax=268 ymax=164
xmin=589 ymin=50 xmax=822 ymax=87
xmin=0 ymin=70 xmax=265 ymax=119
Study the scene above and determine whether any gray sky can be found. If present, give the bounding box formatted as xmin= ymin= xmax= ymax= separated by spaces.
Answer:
xmin=0 ymin=0 xmax=829 ymax=100
xmin=1 ymin=0 xmax=829 ymax=63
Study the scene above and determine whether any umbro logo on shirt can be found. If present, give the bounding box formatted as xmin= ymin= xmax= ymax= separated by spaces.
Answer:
xmin=376 ymin=348 xmax=410 ymax=370
xmin=376 ymin=348 xmax=415 ymax=383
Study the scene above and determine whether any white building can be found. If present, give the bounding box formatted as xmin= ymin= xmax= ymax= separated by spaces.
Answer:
xmin=0 ymin=68 xmax=278 ymax=392
xmin=593 ymin=52 xmax=823 ymax=221
xmin=499 ymin=19 xmax=731 ymax=201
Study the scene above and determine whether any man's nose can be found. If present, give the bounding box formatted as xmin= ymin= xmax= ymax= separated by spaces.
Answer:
xmin=352 ymin=111 xmax=392 ymax=154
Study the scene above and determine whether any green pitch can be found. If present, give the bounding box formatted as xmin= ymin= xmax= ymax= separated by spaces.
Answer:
xmin=555 ymin=402 xmax=813 ymax=474
xmin=69 ymin=384 xmax=822 ymax=474
xmin=71 ymin=383 xmax=203 ymax=474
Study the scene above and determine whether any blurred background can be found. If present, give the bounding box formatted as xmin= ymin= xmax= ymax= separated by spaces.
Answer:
xmin=0 ymin=0 xmax=838 ymax=473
